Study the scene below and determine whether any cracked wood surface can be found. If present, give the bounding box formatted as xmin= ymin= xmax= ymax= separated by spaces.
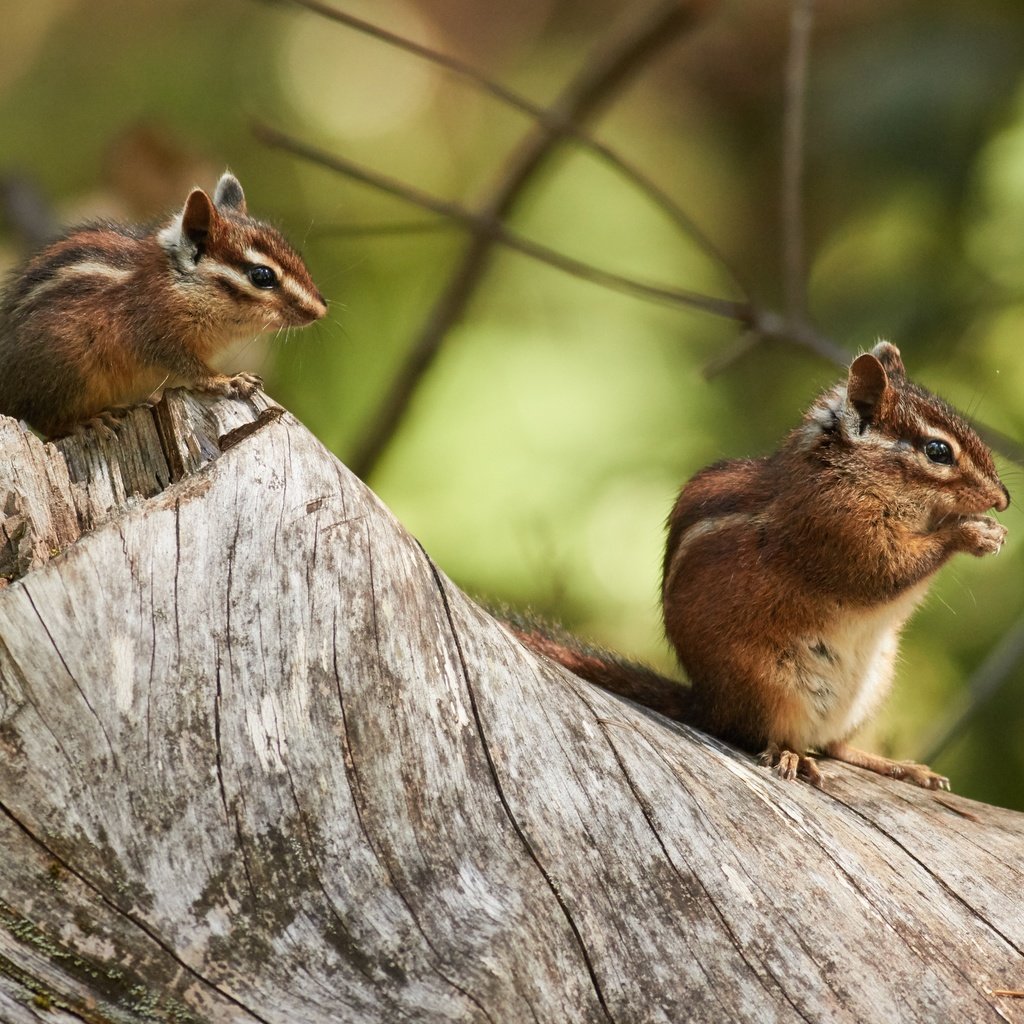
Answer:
xmin=0 ymin=390 xmax=1022 ymax=1023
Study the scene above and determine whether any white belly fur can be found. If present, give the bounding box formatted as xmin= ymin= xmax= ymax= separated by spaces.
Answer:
xmin=791 ymin=580 xmax=932 ymax=749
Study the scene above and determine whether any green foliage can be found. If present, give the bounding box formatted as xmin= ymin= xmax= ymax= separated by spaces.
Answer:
xmin=1 ymin=0 xmax=1022 ymax=806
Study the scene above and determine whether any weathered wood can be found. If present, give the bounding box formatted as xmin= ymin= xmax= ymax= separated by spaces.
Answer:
xmin=0 ymin=391 xmax=1022 ymax=1024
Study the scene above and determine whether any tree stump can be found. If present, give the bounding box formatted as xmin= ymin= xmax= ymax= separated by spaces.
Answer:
xmin=0 ymin=391 xmax=1022 ymax=1023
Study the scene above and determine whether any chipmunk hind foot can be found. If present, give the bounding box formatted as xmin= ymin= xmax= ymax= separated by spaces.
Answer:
xmin=823 ymin=741 xmax=950 ymax=790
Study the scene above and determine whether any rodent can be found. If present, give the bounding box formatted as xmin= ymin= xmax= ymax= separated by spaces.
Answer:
xmin=510 ymin=342 xmax=1010 ymax=789
xmin=0 ymin=171 xmax=327 ymax=437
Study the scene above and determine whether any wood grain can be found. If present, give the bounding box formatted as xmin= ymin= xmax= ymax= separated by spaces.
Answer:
xmin=0 ymin=391 xmax=1022 ymax=1023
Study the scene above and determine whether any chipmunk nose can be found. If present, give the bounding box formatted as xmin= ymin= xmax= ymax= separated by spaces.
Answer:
xmin=994 ymin=482 xmax=1010 ymax=512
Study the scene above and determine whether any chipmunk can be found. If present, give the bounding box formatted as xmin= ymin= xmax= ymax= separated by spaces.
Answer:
xmin=510 ymin=342 xmax=1010 ymax=789
xmin=0 ymin=171 xmax=326 ymax=437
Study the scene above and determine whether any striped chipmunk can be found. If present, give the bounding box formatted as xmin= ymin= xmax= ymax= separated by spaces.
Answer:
xmin=512 ymin=343 xmax=1010 ymax=789
xmin=0 ymin=171 xmax=326 ymax=437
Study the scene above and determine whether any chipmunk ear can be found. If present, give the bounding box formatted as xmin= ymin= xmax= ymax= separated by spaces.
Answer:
xmin=847 ymin=351 xmax=892 ymax=425
xmin=870 ymin=340 xmax=906 ymax=379
xmin=213 ymin=172 xmax=247 ymax=215
xmin=158 ymin=186 xmax=224 ymax=264
xmin=180 ymin=188 xmax=216 ymax=254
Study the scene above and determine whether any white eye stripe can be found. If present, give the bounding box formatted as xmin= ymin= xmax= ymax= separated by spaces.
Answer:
xmin=919 ymin=423 xmax=958 ymax=452
xmin=240 ymin=251 xmax=323 ymax=309
xmin=282 ymin=277 xmax=325 ymax=311
xmin=242 ymin=248 xmax=283 ymax=274
xmin=205 ymin=263 xmax=324 ymax=315
xmin=208 ymin=264 xmax=275 ymax=298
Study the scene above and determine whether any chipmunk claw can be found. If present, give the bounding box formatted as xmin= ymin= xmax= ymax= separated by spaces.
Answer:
xmin=823 ymin=742 xmax=950 ymax=791
xmin=196 ymin=372 xmax=264 ymax=401
xmin=893 ymin=762 xmax=950 ymax=790
xmin=66 ymin=407 xmax=131 ymax=440
xmin=957 ymin=516 xmax=1008 ymax=557
xmin=760 ymin=744 xmax=824 ymax=788
xmin=228 ymin=371 xmax=263 ymax=398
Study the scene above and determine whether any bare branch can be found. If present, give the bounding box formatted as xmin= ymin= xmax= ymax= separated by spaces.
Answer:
xmin=781 ymin=0 xmax=814 ymax=326
xmin=279 ymin=0 xmax=567 ymax=122
xmin=975 ymin=423 xmax=1024 ymax=466
xmin=258 ymin=126 xmax=1024 ymax=469
xmin=279 ymin=0 xmax=743 ymax=295
xmin=257 ymin=1 xmax=717 ymax=477
xmin=748 ymin=307 xmax=848 ymax=365
xmin=352 ymin=1 xmax=710 ymax=477
xmin=308 ymin=219 xmax=453 ymax=239
xmin=260 ymin=0 xmax=1024 ymax=472
xmin=255 ymin=124 xmax=745 ymax=320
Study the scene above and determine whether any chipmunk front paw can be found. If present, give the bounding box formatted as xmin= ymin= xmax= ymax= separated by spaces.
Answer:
xmin=196 ymin=372 xmax=264 ymax=400
xmin=759 ymin=744 xmax=824 ymax=788
xmin=226 ymin=372 xmax=263 ymax=399
xmin=957 ymin=515 xmax=1007 ymax=557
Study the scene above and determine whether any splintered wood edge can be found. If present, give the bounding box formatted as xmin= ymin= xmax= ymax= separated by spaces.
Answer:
xmin=0 ymin=388 xmax=281 ymax=583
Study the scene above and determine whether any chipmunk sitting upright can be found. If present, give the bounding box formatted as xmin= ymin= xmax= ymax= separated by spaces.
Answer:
xmin=512 ymin=343 xmax=1010 ymax=789
xmin=0 ymin=171 xmax=326 ymax=437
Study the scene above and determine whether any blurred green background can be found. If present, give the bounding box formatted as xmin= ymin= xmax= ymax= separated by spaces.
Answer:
xmin=1 ymin=0 xmax=1022 ymax=808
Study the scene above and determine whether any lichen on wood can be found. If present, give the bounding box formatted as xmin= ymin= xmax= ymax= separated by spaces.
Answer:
xmin=0 ymin=390 xmax=1022 ymax=1023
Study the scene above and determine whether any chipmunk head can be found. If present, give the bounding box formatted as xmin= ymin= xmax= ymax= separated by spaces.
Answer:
xmin=800 ymin=341 xmax=1009 ymax=522
xmin=157 ymin=171 xmax=327 ymax=335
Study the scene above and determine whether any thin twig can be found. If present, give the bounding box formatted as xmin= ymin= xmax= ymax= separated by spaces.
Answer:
xmin=919 ymin=611 xmax=1024 ymax=765
xmin=279 ymin=0 xmax=744 ymax=297
xmin=705 ymin=319 xmax=1024 ymax=465
xmin=255 ymin=124 xmax=745 ymax=320
xmin=781 ymin=0 xmax=814 ymax=327
xmin=747 ymin=308 xmax=849 ymax=365
xmin=701 ymin=330 xmax=765 ymax=379
xmin=259 ymin=124 xmax=1024 ymax=467
xmin=308 ymin=219 xmax=453 ymax=239
xmin=975 ymin=423 xmax=1024 ymax=466
xmin=278 ymin=0 xmax=568 ymax=121
xmin=295 ymin=0 xmax=715 ymax=477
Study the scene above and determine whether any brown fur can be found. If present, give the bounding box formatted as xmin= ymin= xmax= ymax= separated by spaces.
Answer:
xmin=502 ymin=613 xmax=692 ymax=721
xmin=513 ymin=343 xmax=1009 ymax=789
xmin=0 ymin=172 xmax=326 ymax=437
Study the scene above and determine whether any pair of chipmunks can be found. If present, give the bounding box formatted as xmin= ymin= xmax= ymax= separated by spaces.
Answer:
xmin=0 ymin=172 xmax=1010 ymax=790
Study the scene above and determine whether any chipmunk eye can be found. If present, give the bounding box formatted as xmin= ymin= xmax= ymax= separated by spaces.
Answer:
xmin=923 ymin=439 xmax=954 ymax=465
xmin=248 ymin=265 xmax=278 ymax=289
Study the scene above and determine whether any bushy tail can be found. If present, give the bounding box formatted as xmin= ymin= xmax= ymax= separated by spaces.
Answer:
xmin=499 ymin=610 xmax=692 ymax=722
